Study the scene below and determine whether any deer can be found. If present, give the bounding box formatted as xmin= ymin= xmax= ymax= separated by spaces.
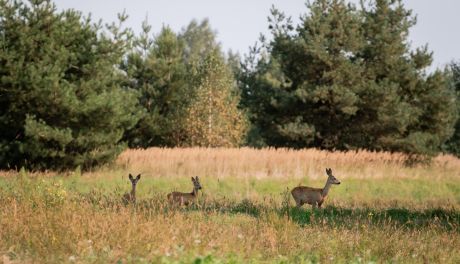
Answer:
xmin=122 ymin=173 xmax=141 ymax=204
xmin=167 ymin=176 xmax=202 ymax=206
xmin=291 ymin=168 xmax=340 ymax=209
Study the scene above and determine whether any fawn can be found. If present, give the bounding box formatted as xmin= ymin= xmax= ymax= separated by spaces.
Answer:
xmin=122 ymin=173 xmax=141 ymax=204
xmin=167 ymin=176 xmax=202 ymax=205
xmin=291 ymin=168 xmax=340 ymax=208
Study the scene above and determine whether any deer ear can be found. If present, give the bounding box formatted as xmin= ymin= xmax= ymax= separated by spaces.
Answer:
xmin=129 ymin=174 xmax=133 ymax=180
xmin=136 ymin=174 xmax=141 ymax=180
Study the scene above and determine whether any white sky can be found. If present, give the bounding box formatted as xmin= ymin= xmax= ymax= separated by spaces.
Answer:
xmin=54 ymin=0 xmax=459 ymax=71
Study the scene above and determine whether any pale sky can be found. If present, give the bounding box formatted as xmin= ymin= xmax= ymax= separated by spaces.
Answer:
xmin=54 ymin=0 xmax=459 ymax=71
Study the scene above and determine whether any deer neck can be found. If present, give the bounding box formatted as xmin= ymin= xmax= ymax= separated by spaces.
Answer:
xmin=322 ymin=180 xmax=332 ymax=198
xmin=131 ymin=184 xmax=136 ymax=197
xmin=191 ymin=187 xmax=198 ymax=196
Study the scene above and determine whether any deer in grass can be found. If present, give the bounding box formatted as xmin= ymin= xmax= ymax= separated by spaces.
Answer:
xmin=167 ymin=176 xmax=202 ymax=205
xmin=122 ymin=173 xmax=141 ymax=204
xmin=291 ymin=168 xmax=340 ymax=209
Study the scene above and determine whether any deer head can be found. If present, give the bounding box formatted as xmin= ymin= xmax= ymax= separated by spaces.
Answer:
xmin=192 ymin=176 xmax=202 ymax=191
xmin=129 ymin=173 xmax=141 ymax=187
xmin=326 ymin=168 xmax=340 ymax=185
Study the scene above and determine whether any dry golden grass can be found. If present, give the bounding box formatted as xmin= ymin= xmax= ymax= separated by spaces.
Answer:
xmin=116 ymin=147 xmax=460 ymax=179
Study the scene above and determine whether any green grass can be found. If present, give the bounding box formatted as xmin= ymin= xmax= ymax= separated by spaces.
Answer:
xmin=0 ymin=170 xmax=459 ymax=263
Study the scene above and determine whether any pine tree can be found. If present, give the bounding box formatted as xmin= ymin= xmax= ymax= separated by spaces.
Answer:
xmin=242 ymin=0 xmax=366 ymax=149
xmin=0 ymin=0 xmax=141 ymax=170
xmin=358 ymin=0 xmax=457 ymax=155
xmin=183 ymin=51 xmax=247 ymax=147
xmin=239 ymin=46 xmax=291 ymax=147
xmin=122 ymin=25 xmax=189 ymax=147
xmin=444 ymin=62 xmax=460 ymax=157
xmin=239 ymin=0 xmax=457 ymax=155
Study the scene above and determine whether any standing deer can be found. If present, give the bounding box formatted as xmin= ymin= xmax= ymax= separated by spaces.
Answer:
xmin=122 ymin=173 xmax=141 ymax=204
xmin=167 ymin=176 xmax=202 ymax=205
xmin=291 ymin=168 xmax=340 ymax=208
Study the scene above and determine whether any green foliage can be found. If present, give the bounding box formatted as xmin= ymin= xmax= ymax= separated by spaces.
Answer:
xmin=239 ymin=0 xmax=457 ymax=155
xmin=123 ymin=19 xmax=247 ymax=148
xmin=179 ymin=18 xmax=221 ymax=64
xmin=0 ymin=0 xmax=141 ymax=170
xmin=183 ymin=51 xmax=247 ymax=147
xmin=357 ymin=0 xmax=457 ymax=155
xmin=444 ymin=62 xmax=460 ymax=157
xmin=0 ymin=0 xmax=457 ymax=169
xmin=122 ymin=25 xmax=189 ymax=147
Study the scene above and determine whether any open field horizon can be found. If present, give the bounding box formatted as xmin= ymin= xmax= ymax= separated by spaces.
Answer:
xmin=3 ymin=147 xmax=459 ymax=179
xmin=1 ymin=148 xmax=459 ymax=263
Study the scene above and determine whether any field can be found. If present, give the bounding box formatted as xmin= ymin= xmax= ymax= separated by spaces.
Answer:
xmin=0 ymin=148 xmax=459 ymax=263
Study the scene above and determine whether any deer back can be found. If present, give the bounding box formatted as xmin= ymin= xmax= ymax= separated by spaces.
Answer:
xmin=167 ymin=191 xmax=196 ymax=205
xmin=291 ymin=186 xmax=324 ymax=205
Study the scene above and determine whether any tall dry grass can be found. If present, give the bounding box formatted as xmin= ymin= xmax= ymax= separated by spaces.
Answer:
xmin=116 ymin=147 xmax=460 ymax=180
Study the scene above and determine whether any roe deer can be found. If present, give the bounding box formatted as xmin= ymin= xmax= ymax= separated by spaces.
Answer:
xmin=167 ymin=176 xmax=202 ymax=205
xmin=291 ymin=168 xmax=340 ymax=208
xmin=122 ymin=173 xmax=141 ymax=204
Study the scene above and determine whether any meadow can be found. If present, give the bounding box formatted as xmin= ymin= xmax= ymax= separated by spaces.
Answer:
xmin=0 ymin=148 xmax=459 ymax=263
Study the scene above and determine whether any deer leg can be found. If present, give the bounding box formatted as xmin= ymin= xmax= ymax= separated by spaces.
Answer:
xmin=292 ymin=197 xmax=302 ymax=208
xmin=295 ymin=200 xmax=303 ymax=208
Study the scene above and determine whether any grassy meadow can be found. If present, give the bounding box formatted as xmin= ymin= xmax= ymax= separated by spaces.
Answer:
xmin=0 ymin=148 xmax=459 ymax=263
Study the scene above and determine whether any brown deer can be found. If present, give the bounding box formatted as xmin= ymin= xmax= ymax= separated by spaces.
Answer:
xmin=167 ymin=176 xmax=202 ymax=205
xmin=291 ymin=168 xmax=340 ymax=208
xmin=122 ymin=173 xmax=141 ymax=204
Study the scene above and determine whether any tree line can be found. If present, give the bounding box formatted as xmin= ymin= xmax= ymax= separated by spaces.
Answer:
xmin=0 ymin=0 xmax=458 ymax=170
